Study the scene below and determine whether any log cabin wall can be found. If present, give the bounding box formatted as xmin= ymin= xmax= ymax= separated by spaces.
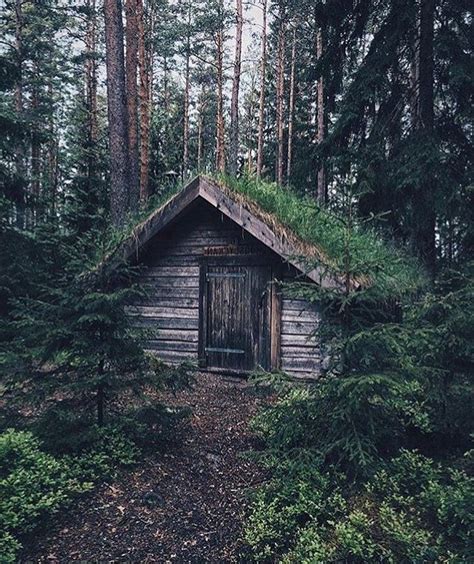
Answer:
xmin=130 ymin=198 xmax=322 ymax=379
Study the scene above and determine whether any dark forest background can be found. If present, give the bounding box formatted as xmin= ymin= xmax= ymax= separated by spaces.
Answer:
xmin=0 ymin=1 xmax=473 ymax=561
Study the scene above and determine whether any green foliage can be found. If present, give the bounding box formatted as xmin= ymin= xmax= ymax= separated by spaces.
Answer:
xmin=218 ymin=174 xmax=424 ymax=299
xmin=0 ymin=429 xmax=90 ymax=563
xmin=246 ymin=258 xmax=473 ymax=561
xmin=246 ymin=450 xmax=473 ymax=562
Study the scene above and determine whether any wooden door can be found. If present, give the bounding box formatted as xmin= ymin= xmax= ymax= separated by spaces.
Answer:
xmin=199 ymin=262 xmax=272 ymax=372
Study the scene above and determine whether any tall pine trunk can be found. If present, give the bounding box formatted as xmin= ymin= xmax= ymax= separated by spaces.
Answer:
xmin=183 ymin=7 xmax=191 ymax=177
xmin=14 ymin=0 xmax=25 ymax=228
xmin=197 ymin=88 xmax=205 ymax=170
xmin=229 ymin=0 xmax=243 ymax=176
xmin=125 ymin=0 xmax=139 ymax=212
xmin=275 ymin=10 xmax=286 ymax=185
xmin=415 ymin=0 xmax=436 ymax=274
xmin=85 ymin=0 xmax=98 ymax=184
xmin=138 ymin=0 xmax=150 ymax=202
xmin=286 ymin=26 xmax=296 ymax=184
xmin=215 ymin=2 xmax=226 ymax=173
xmin=104 ymin=0 xmax=129 ymax=227
xmin=256 ymin=0 xmax=267 ymax=178
xmin=316 ymin=27 xmax=326 ymax=203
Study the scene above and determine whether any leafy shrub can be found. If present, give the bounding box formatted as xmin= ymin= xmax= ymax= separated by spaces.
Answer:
xmin=0 ymin=429 xmax=90 ymax=562
xmin=251 ymin=372 xmax=427 ymax=478
xmin=0 ymin=425 xmax=143 ymax=562
xmin=246 ymin=449 xmax=473 ymax=562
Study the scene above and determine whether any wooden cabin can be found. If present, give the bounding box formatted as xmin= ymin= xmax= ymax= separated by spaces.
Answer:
xmin=124 ymin=177 xmax=341 ymax=379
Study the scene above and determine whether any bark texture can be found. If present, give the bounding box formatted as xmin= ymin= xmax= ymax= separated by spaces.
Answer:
xmin=316 ymin=28 xmax=326 ymax=203
xmin=275 ymin=11 xmax=286 ymax=185
xmin=14 ymin=0 xmax=25 ymax=228
xmin=125 ymin=0 xmax=139 ymax=211
xmin=215 ymin=3 xmax=226 ymax=173
xmin=138 ymin=0 xmax=151 ymax=202
xmin=256 ymin=0 xmax=267 ymax=178
xmin=414 ymin=0 xmax=436 ymax=273
xmin=229 ymin=0 xmax=243 ymax=176
xmin=104 ymin=0 xmax=129 ymax=226
xmin=183 ymin=7 xmax=191 ymax=176
xmin=286 ymin=26 xmax=296 ymax=183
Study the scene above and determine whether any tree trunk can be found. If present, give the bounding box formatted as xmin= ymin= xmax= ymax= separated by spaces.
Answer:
xmin=197 ymin=88 xmax=205 ymax=171
xmin=229 ymin=0 xmax=243 ymax=176
xmin=215 ymin=4 xmax=226 ymax=173
xmin=286 ymin=26 xmax=296 ymax=184
xmin=183 ymin=7 xmax=191 ymax=177
xmin=85 ymin=0 xmax=98 ymax=188
xmin=138 ymin=0 xmax=150 ymax=203
xmin=256 ymin=0 xmax=267 ymax=178
xmin=275 ymin=10 xmax=286 ymax=185
xmin=104 ymin=0 xmax=129 ymax=227
xmin=415 ymin=0 xmax=436 ymax=274
xmin=316 ymin=27 xmax=326 ymax=203
xmin=125 ymin=0 xmax=139 ymax=212
xmin=31 ymin=81 xmax=40 ymax=226
xmin=14 ymin=0 xmax=25 ymax=228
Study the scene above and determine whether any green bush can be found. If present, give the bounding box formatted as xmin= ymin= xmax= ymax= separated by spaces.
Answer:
xmin=0 ymin=425 xmax=142 ymax=563
xmin=246 ymin=450 xmax=473 ymax=562
xmin=0 ymin=429 xmax=90 ymax=562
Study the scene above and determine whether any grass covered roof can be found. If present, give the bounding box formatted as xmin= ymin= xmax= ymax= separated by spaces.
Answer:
xmin=117 ymin=174 xmax=424 ymax=300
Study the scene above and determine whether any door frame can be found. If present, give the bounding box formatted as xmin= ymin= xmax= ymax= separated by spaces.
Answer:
xmin=198 ymin=254 xmax=281 ymax=375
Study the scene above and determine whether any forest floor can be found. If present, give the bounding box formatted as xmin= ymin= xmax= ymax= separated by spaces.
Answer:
xmin=21 ymin=373 xmax=270 ymax=563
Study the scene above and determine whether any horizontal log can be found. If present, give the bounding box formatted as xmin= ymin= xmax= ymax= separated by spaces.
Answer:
xmin=131 ymin=316 xmax=199 ymax=330
xmin=136 ymin=297 xmax=200 ymax=308
xmin=143 ymin=329 xmax=199 ymax=343
xmin=153 ymin=236 xmax=243 ymax=249
xmin=282 ymin=298 xmax=320 ymax=312
xmin=282 ymin=312 xmax=320 ymax=323
xmin=282 ymin=358 xmax=321 ymax=370
xmin=144 ymin=350 xmax=196 ymax=364
xmin=281 ymin=320 xmax=318 ymax=335
xmin=143 ymin=340 xmax=197 ymax=352
xmin=281 ymin=334 xmax=318 ymax=345
xmin=141 ymin=266 xmax=200 ymax=277
xmin=281 ymin=345 xmax=320 ymax=358
xmin=140 ymin=276 xmax=200 ymax=289
xmin=126 ymin=306 xmax=198 ymax=318
xmin=142 ymin=287 xmax=200 ymax=299
xmin=144 ymin=255 xmax=201 ymax=267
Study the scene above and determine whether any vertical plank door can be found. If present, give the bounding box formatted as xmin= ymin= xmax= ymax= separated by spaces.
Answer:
xmin=201 ymin=264 xmax=271 ymax=371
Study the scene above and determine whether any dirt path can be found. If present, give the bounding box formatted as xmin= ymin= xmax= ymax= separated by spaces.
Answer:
xmin=21 ymin=374 xmax=268 ymax=563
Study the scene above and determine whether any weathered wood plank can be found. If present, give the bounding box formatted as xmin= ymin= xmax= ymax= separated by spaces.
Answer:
xmin=141 ymin=287 xmax=200 ymax=299
xmin=127 ymin=306 xmax=198 ymax=318
xmin=281 ymin=334 xmax=318 ymax=345
xmin=144 ymin=340 xmax=197 ymax=352
xmin=281 ymin=345 xmax=320 ymax=357
xmin=144 ymin=330 xmax=199 ymax=343
xmin=136 ymin=297 xmax=200 ymax=308
xmin=145 ymin=349 xmax=196 ymax=362
xmin=145 ymin=255 xmax=201 ymax=267
xmin=282 ymin=311 xmax=320 ymax=323
xmin=281 ymin=320 xmax=318 ymax=335
xmin=131 ymin=316 xmax=199 ymax=330
xmin=141 ymin=266 xmax=200 ymax=277
xmin=282 ymin=357 xmax=321 ymax=370
xmin=140 ymin=276 xmax=199 ymax=288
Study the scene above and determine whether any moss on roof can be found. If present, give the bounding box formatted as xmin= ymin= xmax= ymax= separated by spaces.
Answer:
xmin=116 ymin=174 xmax=425 ymax=300
xmin=212 ymin=175 xmax=425 ymax=300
